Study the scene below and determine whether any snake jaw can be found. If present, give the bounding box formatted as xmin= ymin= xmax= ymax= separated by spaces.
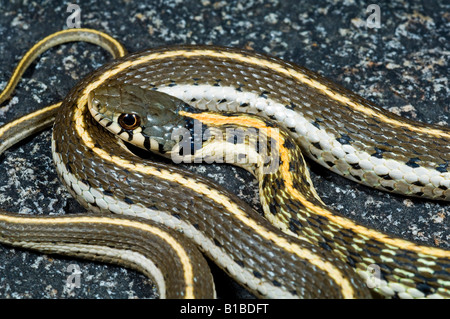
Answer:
xmin=88 ymin=81 xmax=198 ymax=154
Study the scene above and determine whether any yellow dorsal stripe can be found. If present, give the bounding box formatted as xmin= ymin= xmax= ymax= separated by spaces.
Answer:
xmin=74 ymin=105 xmax=357 ymax=298
xmin=147 ymin=112 xmax=356 ymax=297
xmin=0 ymin=29 xmax=126 ymax=104
xmin=70 ymin=48 xmax=448 ymax=297
xmin=185 ymin=112 xmax=450 ymax=259
xmin=182 ymin=50 xmax=449 ymax=139
xmin=0 ymin=103 xmax=60 ymax=138
xmin=0 ymin=214 xmax=195 ymax=298
xmin=74 ymin=48 xmax=449 ymax=139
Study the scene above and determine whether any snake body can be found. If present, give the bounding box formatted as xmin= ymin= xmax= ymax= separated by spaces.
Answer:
xmin=0 ymin=29 xmax=449 ymax=298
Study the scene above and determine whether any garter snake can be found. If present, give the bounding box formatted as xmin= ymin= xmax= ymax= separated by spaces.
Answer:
xmin=0 ymin=28 xmax=449 ymax=298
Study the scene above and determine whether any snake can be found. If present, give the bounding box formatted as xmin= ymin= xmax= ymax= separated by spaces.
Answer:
xmin=0 ymin=28 xmax=449 ymax=299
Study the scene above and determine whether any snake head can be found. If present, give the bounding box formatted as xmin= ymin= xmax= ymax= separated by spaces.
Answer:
xmin=88 ymin=81 xmax=192 ymax=153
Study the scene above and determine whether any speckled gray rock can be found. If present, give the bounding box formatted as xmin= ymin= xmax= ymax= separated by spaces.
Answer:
xmin=0 ymin=0 xmax=448 ymax=299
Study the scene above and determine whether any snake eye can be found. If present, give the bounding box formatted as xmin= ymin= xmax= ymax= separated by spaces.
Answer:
xmin=118 ymin=113 xmax=141 ymax=130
